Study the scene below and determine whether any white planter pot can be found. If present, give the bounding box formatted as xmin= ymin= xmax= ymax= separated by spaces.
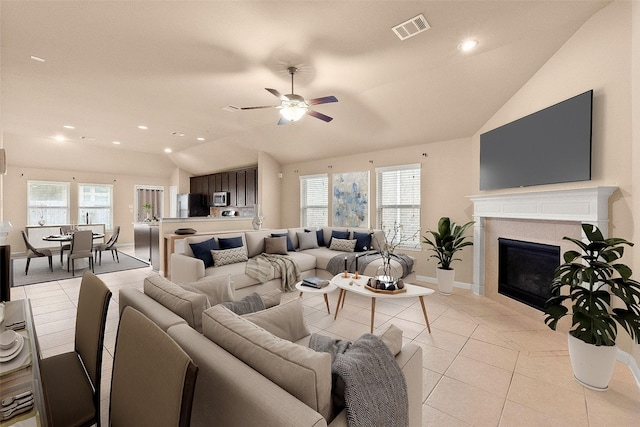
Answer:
xmin=567 ymin=333 xmax=617 ymax=391
xmin=436 ymin=268 xmax=455 ymax=295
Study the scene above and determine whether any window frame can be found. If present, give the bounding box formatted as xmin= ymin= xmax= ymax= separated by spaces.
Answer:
xmin=78 ymin=183 xmax=114 ymax=230
xmin=299 ymin=173 xmax=329 ymax=228
xmin=27 ymin=180 xmax=70 ymax=226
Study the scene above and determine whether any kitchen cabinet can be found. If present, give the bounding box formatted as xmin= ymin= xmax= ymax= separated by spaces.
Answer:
xmin=190 ymin=165 xmax=258 ymax=208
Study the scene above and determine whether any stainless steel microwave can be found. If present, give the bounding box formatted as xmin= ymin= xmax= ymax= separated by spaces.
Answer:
xmin=213 ymin=191 xmax=229 ymax=207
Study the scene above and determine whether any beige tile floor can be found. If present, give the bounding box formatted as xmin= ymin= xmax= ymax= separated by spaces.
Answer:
xmin=10 ymin=247 xmax=640 ymax=426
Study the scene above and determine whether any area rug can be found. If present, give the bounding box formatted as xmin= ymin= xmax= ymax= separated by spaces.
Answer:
xmin=11 ymin=253 xmax=150 ymax=287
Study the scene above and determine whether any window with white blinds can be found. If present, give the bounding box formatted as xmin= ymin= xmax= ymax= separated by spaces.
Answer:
xmin=27 ymin=181 xmax=70 ymax=226
xmin=300 ymin=174 xmax=328 ymax=227
xmin=78 ymin=184 xmax=113 ymax=229
xmin=376 ymin=164 xmax=421 ymax=249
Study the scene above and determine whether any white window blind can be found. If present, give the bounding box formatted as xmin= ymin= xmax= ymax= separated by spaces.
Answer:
xmin=78 ymin=183 xmax=113 ymax=229
xmin=27 ymin=181 xmax=70 ymax=226
xmin=300 ymin=174 xmax=328 ymax=227
xmin=376 ymin=164 xmax=421 ymax=249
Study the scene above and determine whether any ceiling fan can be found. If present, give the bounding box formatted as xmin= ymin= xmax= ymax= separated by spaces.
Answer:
xmin=240 ymin=67 xmax=338 ymax=125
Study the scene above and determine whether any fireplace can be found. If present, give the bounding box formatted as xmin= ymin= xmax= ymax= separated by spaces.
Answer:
xmin=498 ymin=238 xmax=559 ymax=311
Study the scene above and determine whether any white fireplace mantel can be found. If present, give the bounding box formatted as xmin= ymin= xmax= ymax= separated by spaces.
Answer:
xmin=468 ymin=186 xmax=617 ymax=295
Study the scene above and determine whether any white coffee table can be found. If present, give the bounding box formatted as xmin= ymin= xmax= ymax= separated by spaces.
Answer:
xmin=330 ymin=274 xmax=435 ymax=333
xmin=295 ymin=280 xmax=338 ymax=314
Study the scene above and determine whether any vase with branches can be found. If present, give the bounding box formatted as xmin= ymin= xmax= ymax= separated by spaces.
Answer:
xmin=373 ymin=222 xmax=418 ymax=285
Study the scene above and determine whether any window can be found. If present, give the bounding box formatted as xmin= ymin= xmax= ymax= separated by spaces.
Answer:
xmin=27 ymin=181 xmax=70 ymax=225
xmin=376 ymin=164 xmax=421 ymax=249
xmin=78 ymin=183 xmax=113 ymax=229
xmin=300 ymin=174 xmax=328 ymax=227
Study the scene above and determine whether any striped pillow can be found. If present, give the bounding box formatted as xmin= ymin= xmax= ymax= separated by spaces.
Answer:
xmin=329 ymin=238 xmax=357 ymax=252
xmin=211 ymin=246 xmax=248 ymax=266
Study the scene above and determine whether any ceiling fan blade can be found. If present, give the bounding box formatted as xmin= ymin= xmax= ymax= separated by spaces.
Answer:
xmin=308 ymin=110 xmax=333 ymax=122
xmin=308 ymin=95 xmax=338 ymax=106
xmin=266 ymin=88 xmax=285 ymax=100
xmin=240 ymin=105 xmax=278 ymax=110
xmin=277 ymin=116 xmax=291 ymax=126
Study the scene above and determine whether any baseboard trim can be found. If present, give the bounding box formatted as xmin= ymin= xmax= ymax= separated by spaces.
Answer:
xmin=415 ymin=275 xmax=472 ymax=290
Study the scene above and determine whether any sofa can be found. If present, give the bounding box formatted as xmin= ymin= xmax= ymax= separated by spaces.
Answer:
xmin=119 ymin=274 xmax=423 ymax=427
xmin=170 ymin=227 xmax=417 ymax=298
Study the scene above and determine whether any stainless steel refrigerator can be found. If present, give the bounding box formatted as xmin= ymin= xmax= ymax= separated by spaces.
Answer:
xmin=177 ymin=194 xmax=208 ymax=217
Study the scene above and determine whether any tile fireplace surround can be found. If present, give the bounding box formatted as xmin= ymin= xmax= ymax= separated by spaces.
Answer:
xmin=469 ymin=186 xmax=617 ymax=306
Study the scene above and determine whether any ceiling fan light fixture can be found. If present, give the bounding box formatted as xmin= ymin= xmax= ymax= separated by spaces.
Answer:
xmin=279 ymin=98 xmax=309 ymax=122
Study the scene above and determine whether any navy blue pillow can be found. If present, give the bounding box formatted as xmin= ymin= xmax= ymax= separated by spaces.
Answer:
xmin=271 ymin=233 xmax=295 ymax=252
xmin=189 ymin=238 xmax=219 ymax=268
xmin=305 ymin=229 xmax=325 ymax=247
xmin=353 ymin=232 xmax=372 ymax=252
xmin=328 ymin=230 xmax=349 ymax=248
xmin=218 ymin=236 xmax=243 ymax=249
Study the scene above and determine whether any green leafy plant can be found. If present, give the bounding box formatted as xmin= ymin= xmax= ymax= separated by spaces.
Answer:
xmin=422 ymin=217 xmax=474 ymax=270
xmin=143 ymin=204 xmax=153 ymax=212
xmin=544 ymin=224 xmax=640 ymax=346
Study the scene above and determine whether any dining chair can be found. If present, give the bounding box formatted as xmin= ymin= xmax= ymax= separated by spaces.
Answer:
xmin=68 ymin=230 xmax=94 ymax=276
xmin=93 ymin=225 xmax=120 ymax=266
xmin=110 ymin=306 xmax=198 ymax=427
xmin=41 ymin=271 xmax=112 ymax=427
xmin=59 ymin=225 xmax=72 ymax=264
xmin=20 ymin=230 xmax=53 ymax=274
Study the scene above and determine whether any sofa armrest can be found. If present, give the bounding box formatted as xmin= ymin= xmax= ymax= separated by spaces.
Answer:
xmin=327 ymin=342 xmax=423 ymax=427
xmin=171 ymin=252 xmax=205 ymax=283
xmin=119 ymin=288 xmax=187 ymax=331
xmin=168 ymin=324 xmax=327 ymax=427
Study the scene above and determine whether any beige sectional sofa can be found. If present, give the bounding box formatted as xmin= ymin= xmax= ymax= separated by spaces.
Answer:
xmin=119 ymin=274 xmax=423 ymax=427
xmin=170 ymin=227 xmax=417 ymax=298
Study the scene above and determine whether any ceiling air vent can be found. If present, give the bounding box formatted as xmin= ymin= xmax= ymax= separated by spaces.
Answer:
xmin=222 ymin=105 xmax=240 ymax=112
xmin=392 ymin=14 xmax=430 ymax=41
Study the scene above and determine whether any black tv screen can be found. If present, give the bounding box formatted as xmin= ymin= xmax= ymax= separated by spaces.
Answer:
xmin=480 ymin=90 xmax=593 ymax=191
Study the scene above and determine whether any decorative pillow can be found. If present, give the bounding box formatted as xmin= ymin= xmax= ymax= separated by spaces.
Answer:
xmin=306 ymin=229 xmax=325 ymax=247
xmin=143 ymin=274 xmax=208 ymax=333
xmin=221 ymin=292 xmax=265 ymax=315
xmin=271 ymin=233 xmax=295 ymax=252
xmin=203 ymin=305 xmax=332 ymax=420
xmin=378 ymin=324 xmax=403 ymax=356
xmin=259 ymin=289 xmax=282 ymax=309
xmin=328 ymin=229 xmax=349 ymax=247
xmin=264 ymin=236 xmax=288 ymax=255
xmin=329 ymin=238 xmax=357 ymax=252
xmin=297 ymin=231 xmax=319 ymax=250
xmin=179 ymin=274 xmax=235 ymax=307
xmin=189 ymin=238 xmax=219 ymax=268
xmin=353 ymin=231 xmax=372 ymax=252
xmin=218 ymin=236 xmax=244 ymax=249
xmin=243 ymin=298 xmax=310 ymax=342
xmin=211 ymin=246 xmax=248 ymax=266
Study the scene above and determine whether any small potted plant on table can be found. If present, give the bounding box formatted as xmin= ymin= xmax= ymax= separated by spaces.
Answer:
xmin=544 ymin=223 xmax=640 ymax=390
xmin=422 ymin=217 xmax=474 ymax=295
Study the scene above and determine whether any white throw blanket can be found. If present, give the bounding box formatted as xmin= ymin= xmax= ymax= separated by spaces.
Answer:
xmin=246 ymin=254 xmax=300 ymax=292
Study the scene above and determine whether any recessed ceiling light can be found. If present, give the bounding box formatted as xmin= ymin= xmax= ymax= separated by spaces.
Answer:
xmin=197 ymin=137 xmax=205 ymax=141
xmin=138 ymin=125 xmax=148 ymax=130
xmin=54 ymin=135 xmax=65 ymax=142
xmin=112 ymin=141 xmax=121 ymax=145
xmin=164 ymin=148 xmax=172 ymax=153
xmin=30 ymin=55 xmax=45 ymax=63
xmin=63 ymin=125 xmax=75 ymax=129
xmin=459 ymin=39 xmax=479 ymax=52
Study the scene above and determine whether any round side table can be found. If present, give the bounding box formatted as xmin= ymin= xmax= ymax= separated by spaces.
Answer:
xmin=295 ymin=281 xmax=337 ymax=314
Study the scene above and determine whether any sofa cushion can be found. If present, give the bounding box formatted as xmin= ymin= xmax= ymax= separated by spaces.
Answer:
xmin=221 ymin=292 xmax=265 ymax=315
xmin=218 ymin=236 xmax=244 ymax=249
xmin=379 ymin=324 xmax=403 ymax=356
xmin=189 ymin=237 xmax=219 ymax=268
xmin=265 ymin=236 xmax=288 ymax=255
xmin=353 ymin=231 xmax=372 ymax=252
xmin=179 ymin=275 xmax=235 ymax=307
xmin=211 ymin=246 xmax=248 ymax=266
xmin=297 ymin=231 xmax=319 ymax=250
xmin=329 ymin=238 xmax=356 ymax=252
xmin=271 ymin=232 xmax=295 ymax=252
xmin=143 ymin=274 xmax=208 ymax=333
xmin=243 ymin=298 xmax=310 ymax=342
xmin=259 ymin=289 xmax=282 ymax=308
xmin=305 ymin=228 xmax=325 ymax=247
xmin=203 ymin=305 xmax=332 ymax=420
xmin=327 ymin=229 xmax=349 ymax=247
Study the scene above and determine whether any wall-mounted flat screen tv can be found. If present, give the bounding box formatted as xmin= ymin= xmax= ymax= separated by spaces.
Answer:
xmin=480 ymin=90 xmax=593 ymax=191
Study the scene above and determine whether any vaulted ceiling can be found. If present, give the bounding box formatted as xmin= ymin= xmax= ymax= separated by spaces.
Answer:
xmin=1 ymin=1 xmax=609 ymax=175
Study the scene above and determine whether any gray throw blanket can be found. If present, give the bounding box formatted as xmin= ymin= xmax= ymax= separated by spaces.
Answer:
xmin=310 ymin=333 xmax=408 ymax=427
xmin=246 ymin=253 xmax=300 ymax=292
xmin=326 ymin=251 xmax=414 ymax=279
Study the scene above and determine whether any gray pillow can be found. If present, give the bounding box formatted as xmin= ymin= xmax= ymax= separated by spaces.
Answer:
xmin=297 ymin=231 xmax=319 ymax=250
xmin=179 ymin=274 xmax=235 ymax=306
xmin=243 ymin=298 xmax=310 ymax=342
xmin=264 ymin=236 xmax=288 ymax=255
xmin=221 ymin=292 xmax=265 ymax=315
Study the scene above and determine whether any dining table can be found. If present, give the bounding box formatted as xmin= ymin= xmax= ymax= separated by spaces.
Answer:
xmin=0 ymin=299 xmax=48 ymax=426
xmin=43 ymin=233 xmax=105 ymax=270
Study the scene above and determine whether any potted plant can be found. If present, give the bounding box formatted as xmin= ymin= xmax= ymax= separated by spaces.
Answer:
xmin=544 ymin=224 xmax=640 ymax=390
xmin=422 ymin=217 xmax=474 ymax=295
